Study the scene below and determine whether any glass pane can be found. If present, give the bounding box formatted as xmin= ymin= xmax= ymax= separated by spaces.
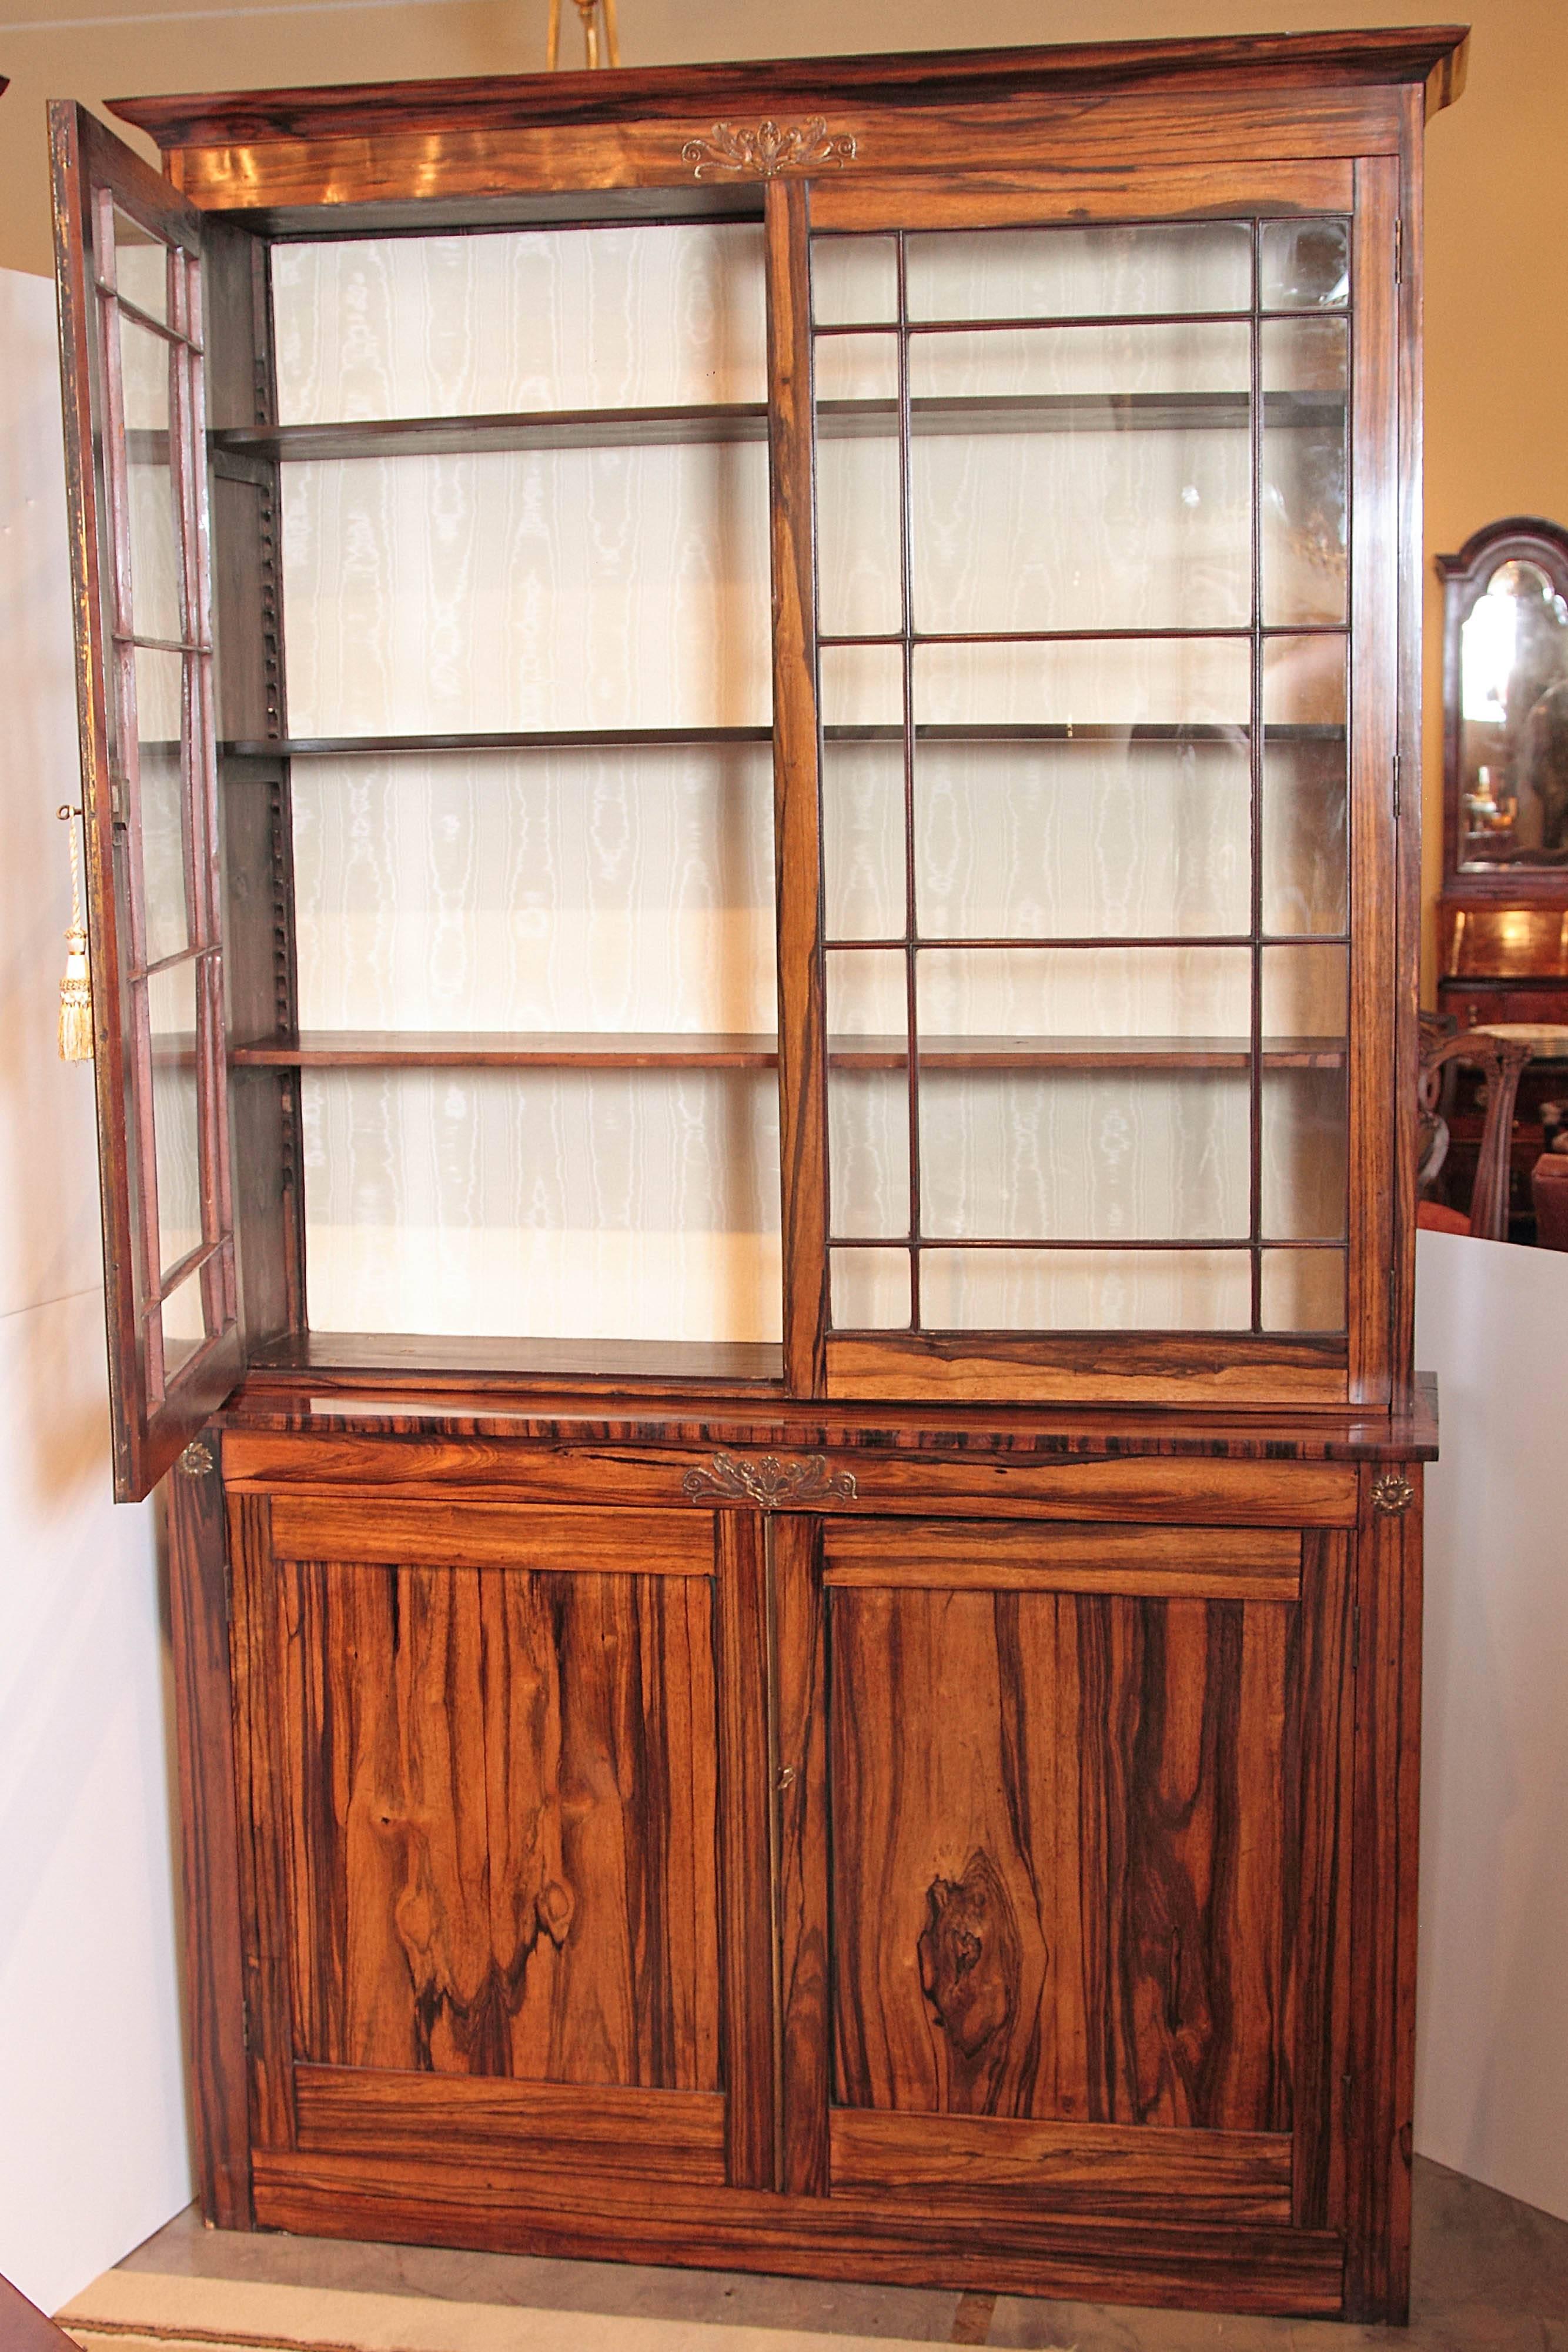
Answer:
xmin=1261 ymin=219 xmax=1349 ymax=310
xmin=129 ymin=642 xmax=193 ymax=966
xmin=1261 ymin=943 xmax=1348 ymax=1045
xmin=272 ymin=224 xmax=767 ymax=422
xmin=916 ymin=736 xmax=1249 ymax=940
xmin=160 ymin=1262 xmax=209 ymax=1377
xmin=283 ymin=442 xmax=773 ymax=736
xmin=301 ymin=1068 xmax=780 ymax=1341
xmin=908 ymin=324 xmax=1251 ymax=634
xmin=921 ymin=1247 xmax=1251 ymax=1331
xmin=920 ymin=1070 xmax=1249 ymax=1241
xmin=112 ymin=207 xmax=169 ymax=322
xmin=811 ymin=236 xmax=897 ymax=326
xmin=1262 ymin=1064 xmax=1348 ymax=1240
xmin=830 ymin=1073 xmax=909 ymax=1240
xmin=814 ymin=328 xmax=898 ymax=403
xmin=828 ymin=946 xmax=907 ymax=1037
xmin=291 ymin=745 xmax=775 ymax=1034
xmin=1260 ymin=1248 xmax=1345 ymax=1332
xmin=904 ymin=222 xmax=1252 ymax=322
xmin=1457 ymin=560 xmax=1568 ymax=868
xmin=915 ymin=945 xmax=1252 ymax=1039
xmin=821 ymin=640 xmax=904 ymax=727
xmin=831 ymin=1247 xmax=910 ymax=1328
xmin=816 ymin=429 xmax=901 ymax=637
xmin=146 ymin=958 xmax=203 ymax=1281
xmin=827 ymin=953 xmax=909 ymax=1248
xmin=1261 ymin=316 xmax=1348 ymax=626
xmin=823 ymin=740 xmax=905 ymax=941
xmin=914 ymin=637 xmax=1251 ymax=731
xmin=117 ymin=312 xmax=183 ymax=644
xmin=1262 ymin=634 xmax=1348 ymax=936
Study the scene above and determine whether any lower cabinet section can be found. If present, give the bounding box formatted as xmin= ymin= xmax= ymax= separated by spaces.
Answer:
xmin=169 ymin=1432 xmax=1422 ymax=2321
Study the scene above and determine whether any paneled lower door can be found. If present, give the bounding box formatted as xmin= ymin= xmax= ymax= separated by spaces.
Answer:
xmin=232 ymin=1494 xmax=730 ymax=2180
xmin=787 ymin=1515 xmax=1353 ymax=2234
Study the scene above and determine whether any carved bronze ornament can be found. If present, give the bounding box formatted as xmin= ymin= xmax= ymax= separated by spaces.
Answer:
xmin=681 ymin=119 xmax=857 ymax=179
xmin=178 ymin=1438 xmax=215 ymax=1476
xmin=681 ymin=1452 xmax=857 ymax=1507
xmin=1371 ymin=1472 xmax=1416 ymax=1516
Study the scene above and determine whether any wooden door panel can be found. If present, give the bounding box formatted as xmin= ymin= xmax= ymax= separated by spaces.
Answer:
xmin=827 ymin=1542 xmax=1342 ymax=2143
xmin=270 ymin=1527 xmax=720 ymax=2091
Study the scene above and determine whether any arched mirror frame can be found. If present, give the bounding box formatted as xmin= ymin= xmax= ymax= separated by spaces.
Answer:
xmin=1437 ymin=514 xmax=1568 ymax=903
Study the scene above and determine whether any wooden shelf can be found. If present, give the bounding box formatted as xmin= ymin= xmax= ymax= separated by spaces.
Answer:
xmin=223 ymin=726 xmax=774 ymax=759
xmin=210 ymin=403 xmax=769 ymax=460
xmin=231 ymin=1030 xmax=1348 ymax=1073
xmin=209 ymin=389 xmax=1344 ymax=465
xmin=223 ymin=721 xmax=1344 ymax=759
xmin=246 ymin=1329 xmax=785 ymax=1388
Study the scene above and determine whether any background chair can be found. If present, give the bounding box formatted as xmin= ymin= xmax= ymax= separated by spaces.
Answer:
xmin=1417 ymin=1019 xmax=1533 ymax=1240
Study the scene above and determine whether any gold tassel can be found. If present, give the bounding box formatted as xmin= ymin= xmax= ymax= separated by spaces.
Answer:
xmin=58 ymin=803 xmax=93 ymax=1064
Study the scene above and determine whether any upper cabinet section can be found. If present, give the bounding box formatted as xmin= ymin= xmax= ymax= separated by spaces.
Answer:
xmin=54 ymin=30 xmax=1466 ymax=1440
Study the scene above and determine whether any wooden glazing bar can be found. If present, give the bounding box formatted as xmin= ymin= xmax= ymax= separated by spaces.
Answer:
xmin=1248 ymin=218 xmax=1266 ymax=1330
xmin=895 ymin=232 xmax=921 ymax=1325
xmin=766 ymin=175 xmax=830 ymax=1397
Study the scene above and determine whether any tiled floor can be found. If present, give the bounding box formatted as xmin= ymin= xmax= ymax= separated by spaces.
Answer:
xmin=119 ymin=2158 xmax=1568 ymax=2348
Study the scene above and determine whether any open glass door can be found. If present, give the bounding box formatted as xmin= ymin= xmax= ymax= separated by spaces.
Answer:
xmin=53 ymin=104 xmax=241 ymax=1499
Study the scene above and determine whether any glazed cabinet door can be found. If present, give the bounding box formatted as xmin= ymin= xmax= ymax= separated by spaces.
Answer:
xmin=229 ymin=1492 xmax=746 ymax=2220
xmin=51 ymin=105 xmax=242 ymax=1498
xmin=787 ymin=161 xmax=1403 ymax=1411
xmin=778 ymin=1512 xmax=1356 ymax=2306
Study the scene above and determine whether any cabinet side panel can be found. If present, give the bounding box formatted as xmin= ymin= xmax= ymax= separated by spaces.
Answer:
xmin=1390 ymin=102 xmax=1425 ymax=1402
xmin=168 ymin=1445 xmax=252 ymax=2225
xmin=206 ymin=220 xmax=304 ymax=1348
xmin=1344 ymin=1468 xmax=1422 ymax=2322
xmin=1346 ymin=155 xmax=1402 ymax=1404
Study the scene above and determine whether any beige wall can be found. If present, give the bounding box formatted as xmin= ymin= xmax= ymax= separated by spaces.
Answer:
xmin=2 ymin=0 xmax=1566 ymax=988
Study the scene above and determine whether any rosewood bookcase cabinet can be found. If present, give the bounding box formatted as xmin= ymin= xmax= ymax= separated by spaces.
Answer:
xmin=51 ymin=26 xmax=1463 ymax=2323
